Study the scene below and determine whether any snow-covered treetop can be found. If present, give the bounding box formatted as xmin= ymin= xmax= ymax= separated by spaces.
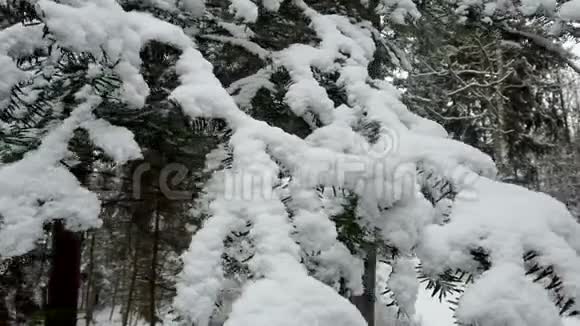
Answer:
xmin=0 ymin=0 xmax=579 ymax=325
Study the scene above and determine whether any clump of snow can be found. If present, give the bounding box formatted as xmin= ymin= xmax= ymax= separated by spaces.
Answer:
xmin=182 ymin=0 xmax=206 ymax=16
xmin=520 ymin=0 xmax=556 ymax=15
xmin=456 ymin=263 xmax=563 ymax=326
xmin=559 ymin=0 xmax=580 ymax=20
xmin=229 ymin=0 xmax=259 ymax=23
xmin=0 ymin=23 xmax=45 ymax=58
xmin=225 ymin=275 xmax=366 ymax=326
xmin=378 ymin=0 xmax=421 ymax=24
xmin=261 ymin=0 xmax=283 ymax=12
xmin=387 ymin=257 xmax=420 ymax=316
xmin=380 ymin=196 xmax=434 ymax=254
xmin=80 ymin=118 xmax=142 ymax=163
xmin=0 ymin=56 xmax=27 ymax=108
xmin=286 ymin=186 xmax=364 ymax=294
xmin=418 ymin=177 xmax=580 ymax=325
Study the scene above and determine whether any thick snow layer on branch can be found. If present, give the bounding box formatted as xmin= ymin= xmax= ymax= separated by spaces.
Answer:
xmin=456 ymin=264 xmax=563 ymax=326
xmin=559 ymin=0 xmax=580 ymax=20
xmin=287 ymin=186 xmax=364 ymax=294
xmin=38 ymin=0 xmax=192 ymax=108
xmin=261 ymin=0 xmax=283 ymax=11
xmin=171 ymin=41 xmax=367 ymax=325
xmin=455 ymin=0 xmax=558 ymax=17
xmin=0 ymin=89 xmax=102 ymax=257
xmin=520 ymin=0 xmax=556 ymax=15
xmin=201 ymin=34 xmax=270 ymax=59
xmin=0 ymin=23 xmax=45 ymax=109
xmin=80 ymin=118 xmax=142 ymax=163
xmin=380 ymin=197 xmax=434 ymax=254
xmin=227 ymin=68 xmax=275 ymax=109
xmin=229 ymin=0 xmax=259 ymax=23
xmin=419 ymin=177 xmax=580 ymax=272
xmin=223 ymin=144 xmax=366 ymax=326
xmin=172 ymin=48 xmax=248 ymax=123
xmin=218 ymin=22 xmax=256 ymax=39
xmin=0 ymin=23 xmax=45 ymax=58
xmin=182 ymin=0 xmax=206 ymax=16
xmin=225 ymin=275 xmax=366 ymax=326
xmin=388 ymin=257 xmax=420 ymax=316
xmin=418 ymin=177 xmax=580 ymax=324
xmin=0 ymin=56 xmax=26 ymax=108
xmin=173 ymin=197 xmax=245 ymax=326
xmin=378 ymin=0 xmax=421 ymax=24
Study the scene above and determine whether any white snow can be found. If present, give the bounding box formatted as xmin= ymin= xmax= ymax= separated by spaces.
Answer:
xmin=456 ymin=263 xmax=563 ymax=326
xmin=173 ymin=198 xmax=245 ymax=326
xmin=182 ymin=0 xmax=206 ymax=16
xmin=227 ymin=68 xmax=275 ymax=109
xmin=261 ymin=0 xmax=283 ymax=12
xmin=0 ymin=23 xmax=46 ymax=110
xmin=38 ymin=0 xmax=192 ymax=108
xmin=229 ymin=0 xmax=259 ymax=23
xmin=1 ymin=1 xmax=579 ymax=326
xmin=387 ymin=257 xmax=420 ymax=316
xmin=378 ymin=0 xmax=421 ymax=25
xmin=560 ymin=0 xmax=580 ymax=20
xmin=80 ymin=118 xmax=142 ymax=163
xmin=418 ymin=177 xmax=580 ymax=325
xmin=0 ymin=87 xmax=102 ymax=257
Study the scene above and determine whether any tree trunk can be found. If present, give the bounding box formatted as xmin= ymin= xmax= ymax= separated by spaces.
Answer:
xmin=493 ymin=44 xmax=507 ymax=174
xmin=0 ymin=287 xmax=10 ymax=326
xmin=85 ymin=233 xmax=96 ymax=326
xmin=556 ymin=72 xmax=572 ymax=143
xmin=350 ymin=243 xmax=377 ymax=326
xmin=122 ymin=236 xmax=139 ymax=326
xmin=109 ymin=276 xmax=120 ymax=321
xmin=149 ymin=208 xmax=160 ymax=326
xmin=45 ymin=220 xmax=82 ymax=326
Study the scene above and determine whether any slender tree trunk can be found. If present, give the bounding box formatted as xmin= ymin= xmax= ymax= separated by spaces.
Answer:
xmin=109 ymin=276 xmax=120 ymax=321
xmin=493 ymin=43 xmax=507 ymax=174
xmin=149 ymin=209 xmax=160 ymax=326
xmin=132 ymin=312 xmax=140 ymax=326
xmin=122 ymin=237 xmax=139 ymax=326
xmin=85 ymin=233 xmax=96 ymax=326
xmin=45 ymin=220 xmax=82 ymax=326
xmin=0 ymin=287 xmax=10 ymax=325
xmin=556 ymin=73 xmax=572 ymax=143
xmin=351 ymin=243 xmax=377 ymax=326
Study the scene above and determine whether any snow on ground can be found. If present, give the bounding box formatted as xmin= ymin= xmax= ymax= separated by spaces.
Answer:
xmin=93 ymin=309 xmax=147 ymax=326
